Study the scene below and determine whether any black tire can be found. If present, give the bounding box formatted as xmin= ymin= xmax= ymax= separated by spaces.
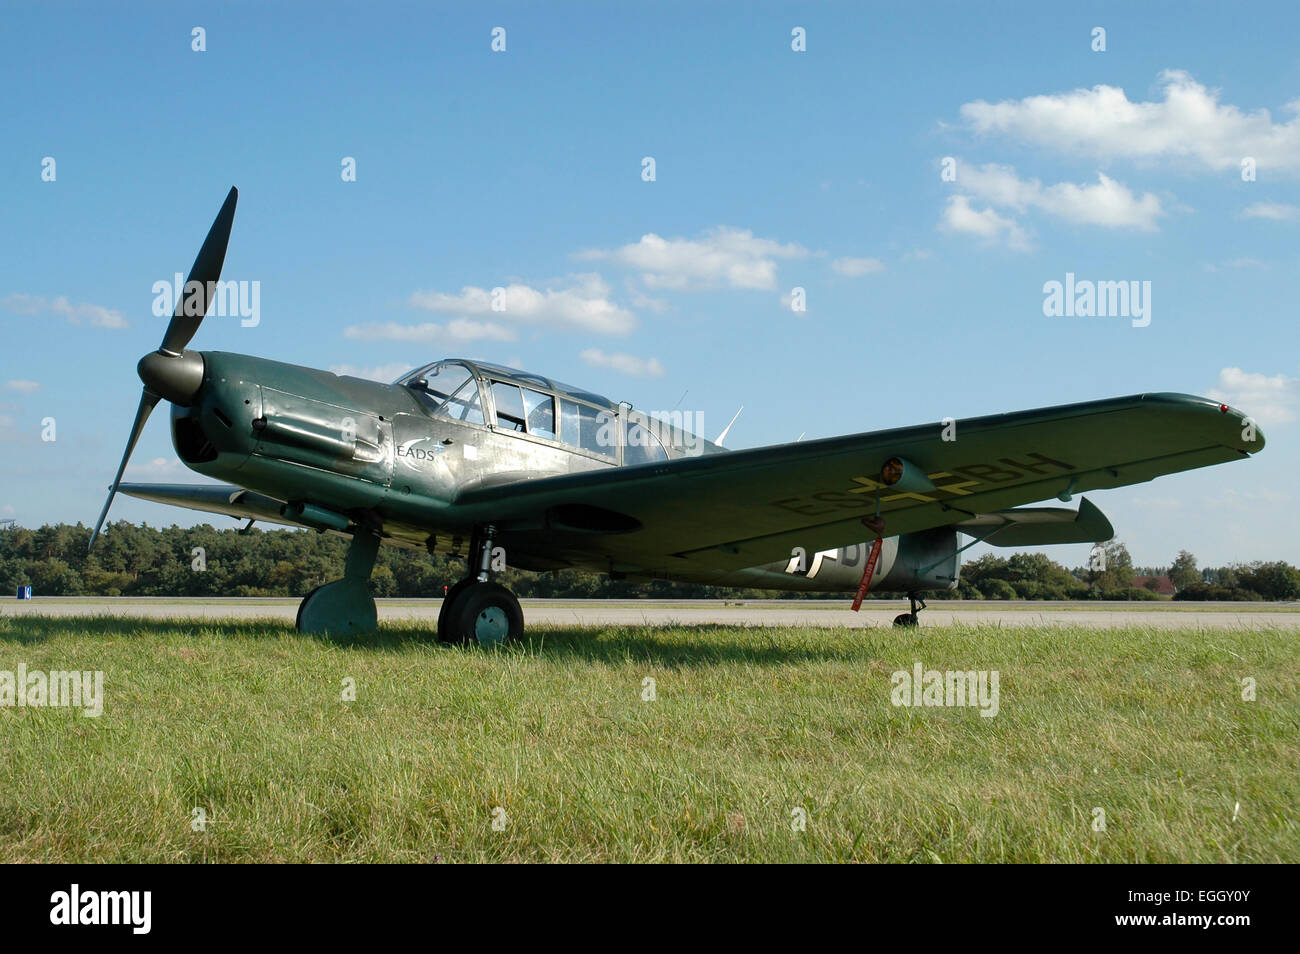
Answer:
xmin=436 ymin=578 xmax=477 ymax=642
xmin=893 ymin=612 xmax=919 ymax=628
xmin=441 ymin=581 xmax=524 ymax=647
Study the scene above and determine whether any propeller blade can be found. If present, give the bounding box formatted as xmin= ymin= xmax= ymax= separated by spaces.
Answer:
xmin=159 ymin=186 xmax=239 ymax=355
xmin=88 ymin=389 xmax=161 ymax=551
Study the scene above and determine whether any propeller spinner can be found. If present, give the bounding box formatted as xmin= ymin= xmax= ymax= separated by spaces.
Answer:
xmin=88 ymin=186 xmax=239 ymax=550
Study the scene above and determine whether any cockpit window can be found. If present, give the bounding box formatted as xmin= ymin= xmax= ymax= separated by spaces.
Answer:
xmin=490 ymin=381 xmax=526 ymax=432
xmin=522 ymin=388 xmax=556 ymax=440
xmin=420 ymin=364 xmax=471 ymax=402
xmin=441 ymin=377 xmax=485 ymax=425
xmin=624 ymin=416 xmax=669 ymax=465
xmin=399 ymin=360 xmax=622 ymax=458
xmin=471 ymin=360 xmax=615 ymax=409
xmin=560 ymin=399 xmax=616 ymax=458
xmin=401 ymin=362 xmax=484 ymax=424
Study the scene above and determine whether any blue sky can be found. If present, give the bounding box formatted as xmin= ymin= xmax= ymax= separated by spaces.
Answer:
xmin=2 ymin=1 xmax=1298 ymax=568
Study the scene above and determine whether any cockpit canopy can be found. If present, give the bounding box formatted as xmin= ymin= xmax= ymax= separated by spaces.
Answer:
xmin=396 ymin=359 xmax=706 ymax=465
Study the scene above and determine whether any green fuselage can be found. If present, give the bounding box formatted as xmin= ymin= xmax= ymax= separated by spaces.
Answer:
xmin=172 ymin=351 xmax=928 ymax=593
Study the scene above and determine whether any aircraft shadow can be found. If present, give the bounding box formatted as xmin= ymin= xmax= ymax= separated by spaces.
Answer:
xmin=0 ymin=615 xmax=305 ymax=647
xmin=0 ymin=616 xmax=882 ymax=666
xmin=506 ymin=625 xmax=878 ymax=666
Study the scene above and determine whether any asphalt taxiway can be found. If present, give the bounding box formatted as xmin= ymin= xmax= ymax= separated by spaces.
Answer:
xmin=4 ymin=597 xmax=1299 ymax=629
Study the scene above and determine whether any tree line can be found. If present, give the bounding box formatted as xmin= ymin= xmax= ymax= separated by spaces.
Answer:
xmin=2 ymin=524 xmax=1297 ymax=602
xmin=957 ymin=541 xmax=1300 ymax=601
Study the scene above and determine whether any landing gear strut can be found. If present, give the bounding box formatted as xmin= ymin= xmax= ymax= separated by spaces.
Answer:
xmin=437 ymin=524 xmax=524 ymax=647
xmin=893 ymin=592 xmax=925 ymax=628
xmin=297 ymin=530 xmax=381 ymax=637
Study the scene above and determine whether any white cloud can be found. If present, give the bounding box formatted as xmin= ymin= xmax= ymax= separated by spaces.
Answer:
xmin=627 ymin=285 xmax=669 ymax=313
xmin=579 ymin=349 xmax=666 ymax=378
xmin=408 ymin=273 xmax=635 ymax=335
xmin=830 ymin=257 xmax=885 ymax=277
xmin=959 ymin=70 xmax=1300 ymax=174
xmin=0 ymin=413 xmax=24 ymax=447
xmin=957 ymin=163 xmax=1163 ymax=230
xmin=1 ymin=293 xmax=128 ymax=329
xmin=1242 ymin=202 xmax=1300 ymax=220
xmin=1201 ymin=257 xmax=1268 ymax=272
xmin=939 ymin=195 xmax=1032 ymax=251
xmin=1206 ymin=367 xmax=1299 ymax=426
xmin=344 ymin=318 xmax=518 ymax=344
xmin=1129 ymin=495 xmax=1187 ymax=511
xmin=5 ymin=380 xmax=40 ymax=394
xmin=579 ymin=227 xmax=808 ymax=291
xmin=1216 ymin=488 xmax=1291 ymax=508
xmin=329 ymin=362 xmax=413 ymax=383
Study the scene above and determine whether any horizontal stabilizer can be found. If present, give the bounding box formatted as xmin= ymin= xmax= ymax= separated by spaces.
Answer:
xmin=953 ymin=496 xmax=1113 ymax=547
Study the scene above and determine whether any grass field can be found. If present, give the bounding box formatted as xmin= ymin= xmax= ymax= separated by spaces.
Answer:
xmin=0 ymin=614 xmax=1296 ymax=863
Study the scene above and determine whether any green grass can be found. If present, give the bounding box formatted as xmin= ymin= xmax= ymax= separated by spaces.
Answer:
xmin=0 ymin=615 xmax=1295 ymax=862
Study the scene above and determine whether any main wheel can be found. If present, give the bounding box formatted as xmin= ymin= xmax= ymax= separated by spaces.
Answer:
xmin=296 ymin=583 xmax=324 ymax=631
xmin=439 ymin=581 xmax=524 ymax=647
xmin=893 ymin=612 xmax=919 ymax=628
xmin=436 ymin=578 xmax=476 ymax=641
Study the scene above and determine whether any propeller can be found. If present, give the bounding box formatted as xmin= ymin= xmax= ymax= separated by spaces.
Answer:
xmin=88 ymin=186 xmax=239 ymax=551
xmin=160 ymin=186 xmax=239 ymax=355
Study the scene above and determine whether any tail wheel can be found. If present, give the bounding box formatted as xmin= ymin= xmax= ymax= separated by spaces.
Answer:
xmin=439 ymin=581 xmax=524 ymax=647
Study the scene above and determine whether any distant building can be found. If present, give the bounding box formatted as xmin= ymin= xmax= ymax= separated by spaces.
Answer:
xmin=1134 ymin=574 xmax=1177 ymax=596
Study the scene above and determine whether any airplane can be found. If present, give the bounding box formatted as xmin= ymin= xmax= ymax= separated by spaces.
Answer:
xmin=90 ymin=188 xmax=1266 ymax=645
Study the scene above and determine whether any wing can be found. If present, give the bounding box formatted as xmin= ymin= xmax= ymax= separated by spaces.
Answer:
xmin=118 ymin=483 xmax=310 ymax=528
xmin=454 ymin=392 xmax=1260 ymax=579
xmin=117 ymin=482 xmax=423 ymax=551
xmin=116 ymin=482 xmax=430 ymax=547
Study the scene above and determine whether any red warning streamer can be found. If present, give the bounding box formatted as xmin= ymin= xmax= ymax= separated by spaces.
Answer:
xmin=851 ymin=537 xmax=884 ymax=612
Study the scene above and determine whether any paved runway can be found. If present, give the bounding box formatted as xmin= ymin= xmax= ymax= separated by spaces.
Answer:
xmin=4 ymin=597 xmax=1300 ymax=629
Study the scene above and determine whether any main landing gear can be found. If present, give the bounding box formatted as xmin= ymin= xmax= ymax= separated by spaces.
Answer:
xmin=893 ymin=592 xmax=926 ymax=628
xmin=437 ymin=525 xmax=524 ymax=647
xmin=292 ymin=523 xmax=522 ymax=645
xmin=297 ymin=529 xmax=381 ymax=637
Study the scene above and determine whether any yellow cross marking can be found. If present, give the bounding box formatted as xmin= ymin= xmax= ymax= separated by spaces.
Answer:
xmin=933 ymin=478 xmax=979 ymax=496
xmin=882 ymin=490 xmax=936 ymax=503
xmin=848 ymin=476 xmax=885 ymax=494
xmin=847 ymin=471 xmax=981 ymax=501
